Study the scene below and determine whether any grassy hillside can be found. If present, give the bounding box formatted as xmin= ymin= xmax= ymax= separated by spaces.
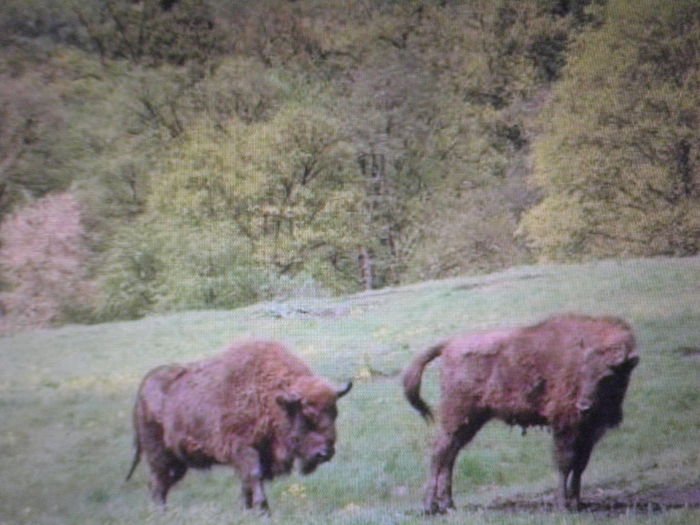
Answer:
xmin=1 ymin=257 xmax=699 ymax=524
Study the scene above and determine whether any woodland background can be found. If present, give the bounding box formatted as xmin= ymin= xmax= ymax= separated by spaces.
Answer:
xmin=1 ymin=0 xmax=698 ymax=332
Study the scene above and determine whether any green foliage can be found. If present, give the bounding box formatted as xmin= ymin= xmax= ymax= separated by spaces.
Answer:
xmin=405 ymin=186 xmax=530 ymax=281
xmin=0 ymin=46 xmax=160 ymax=227
xmin=194 ymin=57 xmax=286 ymax=125
xmin=96 ymin=220 xmax=163 ymax=320
xmin=147 ymin=105 xmax=365 ymax=289
xmin=73 ymin=0 xmax=226 ymax=67
xmin=0 ymin=0 xmax=81 ymax=44
xmin=322 ymin=0 xmax=571 ymax=284
xmin=97 ymin=219 xmax=275 ymax=319
xmin=3 ymin=0 xmax=698 ymax=326
xmin=520 ymin=0 xmax=700 ymax=260
xmin=99 ymin=103 xmax=365 ymax=318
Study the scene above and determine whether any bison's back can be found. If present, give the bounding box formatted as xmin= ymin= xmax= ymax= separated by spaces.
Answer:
xmin=438 ymin=315 xmax=636 ymax=428
xmin=155 ymin=340 xmax=315 ymax=463
xmin=170 ymin=340 xmax=313 ymax=414
xmin=439 ymin=328 xmax=568 ymax=425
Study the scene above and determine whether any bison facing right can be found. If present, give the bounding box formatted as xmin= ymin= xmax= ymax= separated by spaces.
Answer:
xmin=403 ymin=314 xmax=639 ymax=514
xmin=126 ymin=340 xmax=351 ymax=511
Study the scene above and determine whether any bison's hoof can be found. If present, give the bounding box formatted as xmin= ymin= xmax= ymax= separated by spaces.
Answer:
xmin=557 ymin=498 xmax=583 ymax=512
xmin=423 ymin=499 xmax=454 ymax=515
xmin=567 ymin=499 xmax=584 ymax=512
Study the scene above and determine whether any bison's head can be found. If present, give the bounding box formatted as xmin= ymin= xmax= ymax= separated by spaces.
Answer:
xmin=277 ymin=377 xmax=352 ymax=474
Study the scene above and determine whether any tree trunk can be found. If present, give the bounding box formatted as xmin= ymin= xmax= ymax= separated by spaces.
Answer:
xmin=358 ymin=247 xmax=373 ymax=290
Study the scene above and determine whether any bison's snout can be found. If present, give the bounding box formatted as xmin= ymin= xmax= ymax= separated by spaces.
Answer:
xmin=315 ymin=444 xmax=335 ymax=462
xmin=300 ymin=444 xmax=335 ymax=474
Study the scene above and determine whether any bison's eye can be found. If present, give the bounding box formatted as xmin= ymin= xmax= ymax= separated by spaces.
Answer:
xmin=301 ymin=414 xmax=317 ymax=431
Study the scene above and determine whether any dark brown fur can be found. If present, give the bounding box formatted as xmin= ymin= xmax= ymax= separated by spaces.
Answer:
xmin=126 ymin=340 xmax=351 ymax=511
xmin=403 ymin=314 xmax=639 ymax=513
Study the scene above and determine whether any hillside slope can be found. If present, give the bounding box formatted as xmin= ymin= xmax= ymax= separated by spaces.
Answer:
xmin=1 ymin=257 xmax=699 ymax=524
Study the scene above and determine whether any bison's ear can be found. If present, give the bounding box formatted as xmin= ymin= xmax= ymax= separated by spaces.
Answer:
xmin=277 ymin=392 xmax=302 ymax=415
xmin=336 ymin=381 xmax=352 ymax=399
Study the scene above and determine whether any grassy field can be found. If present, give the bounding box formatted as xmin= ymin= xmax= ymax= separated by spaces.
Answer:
xmin=1 ymin=257 xmax=699 ymax=525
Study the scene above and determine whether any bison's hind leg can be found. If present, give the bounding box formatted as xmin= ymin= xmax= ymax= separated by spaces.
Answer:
xmin=423 ymin=415 xmax=488 ymax=514
xmin=148 ymin=454 xmax=188 ymax=505
xmin=137 ymin=418 xmax=188 ymax=506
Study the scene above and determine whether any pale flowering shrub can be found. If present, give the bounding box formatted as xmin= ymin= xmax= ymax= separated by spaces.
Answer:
xmin=0 ymin=192 xmax=96 ymax=333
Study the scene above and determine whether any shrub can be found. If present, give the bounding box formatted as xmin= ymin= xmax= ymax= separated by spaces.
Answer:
xmin=96 ymin=217 xmax=332 ymax=321
xmin=0 ymin=192 xmax=96 ymax=332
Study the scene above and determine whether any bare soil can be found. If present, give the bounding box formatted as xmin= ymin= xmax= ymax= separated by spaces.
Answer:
xmin=465 ymin=484 xmax=700 ymax=516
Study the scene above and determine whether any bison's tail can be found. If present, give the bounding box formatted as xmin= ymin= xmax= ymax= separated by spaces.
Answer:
xmin=124 ymin=440 xmax=141 ymax=481
xmin=125 ymin=434 xmax=141 ymax=482
xmin=402 ymin=341 xmax=445 ymax=423
xmin=125 ymin=401 xmax=142 ymax=482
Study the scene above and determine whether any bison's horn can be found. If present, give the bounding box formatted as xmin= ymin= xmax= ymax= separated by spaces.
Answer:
xmin=336 ymin=381 xmax=352 ymax=399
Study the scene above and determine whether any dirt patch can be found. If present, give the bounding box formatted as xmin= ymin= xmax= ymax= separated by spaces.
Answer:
xmin=465 ymin=485 xmax=700 ymax=517
xmin=256 ymin=301 xmax=352 ymax=319
xmin=673 ymin=346 xmax=700 ymax=358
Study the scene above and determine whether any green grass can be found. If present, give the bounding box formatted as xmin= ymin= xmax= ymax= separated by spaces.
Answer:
xmin=1 ymin=257 xmax=699 ymax=524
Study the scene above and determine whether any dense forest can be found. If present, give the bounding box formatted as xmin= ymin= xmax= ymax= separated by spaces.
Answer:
xmin=0 ymin=0 xmax=698 ymax=331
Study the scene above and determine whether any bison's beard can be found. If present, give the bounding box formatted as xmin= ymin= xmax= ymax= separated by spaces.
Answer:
xmin=298 ymin=457 xmax=323 ymax=475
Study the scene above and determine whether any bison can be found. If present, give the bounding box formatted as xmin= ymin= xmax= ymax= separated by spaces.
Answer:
xmin=126 ymin=340 xmax=352 ymax=511
xmin=402 ymin=314 xmax=639 ymax=513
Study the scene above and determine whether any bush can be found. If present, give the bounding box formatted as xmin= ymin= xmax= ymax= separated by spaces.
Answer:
xmin=74 ymin=0 xmax=225 ymax=67
xmin=0 ymin=192 xmax=96 ymax=332
xmin=96 ymin=217 xmax=333 ymax=321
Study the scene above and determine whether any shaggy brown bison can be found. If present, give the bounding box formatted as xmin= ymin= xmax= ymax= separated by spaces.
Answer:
xmin=403 ymin=314 xmax=639 ymax=514
xmin=126 ymin=340 xmax=352 ymax=511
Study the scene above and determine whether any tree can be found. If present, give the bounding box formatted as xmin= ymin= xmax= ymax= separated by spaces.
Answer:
xmin=147 ymin=105 xmax=364 ymax=279
xmin=333 ymin=0 xmax=553 ymax=283
xmin=0 ymin=72 xmax=67 ymax=216
xmin=520 ymin=0 xmax=700 ymax=259
xmin=98 ymin=104 xmax=366 ymax=317
xmin=73 ymin=0 xmax=224 ymax=67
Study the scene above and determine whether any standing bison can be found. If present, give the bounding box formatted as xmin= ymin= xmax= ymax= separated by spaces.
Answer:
xmin=126 ymin=340 xmax=352 ymax=511
xmin=403 ymin=314 xmax=639 ymax=513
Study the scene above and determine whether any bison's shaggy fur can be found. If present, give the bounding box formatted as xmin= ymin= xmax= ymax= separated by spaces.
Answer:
xmin=403 ymin=314 xmax=639 ymax=514
xmin=126 ymin=340 xmax=351 ymax=511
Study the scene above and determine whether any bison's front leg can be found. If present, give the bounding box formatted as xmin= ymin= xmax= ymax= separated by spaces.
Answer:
xmin=553 ymin=426 xmax=598 ymax=510
xmin=553 ymin=427 xmax=576 ymax=510
xmin=241 ymin=479 xmax=268 ymax=512
xmin=567 ymin=430 xmax=599 ymax=509
xmin=231 ymin=447 xmax=269 ymax=512
xmin=424 ymin=419 xmax=485 ymax=514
